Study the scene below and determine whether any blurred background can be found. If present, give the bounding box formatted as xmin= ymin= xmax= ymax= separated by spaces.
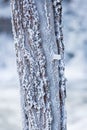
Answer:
xmin=0 ymin=0 xmax=22 ymax=130
xmin=0 ymin=0 xmax=87 ymax=130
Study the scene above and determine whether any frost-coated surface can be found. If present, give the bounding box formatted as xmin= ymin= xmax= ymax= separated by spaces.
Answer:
xmin=11 ymin=0 xmax=66 ymax=130
xmin=52 ymin=0 xmax=66 ymax=130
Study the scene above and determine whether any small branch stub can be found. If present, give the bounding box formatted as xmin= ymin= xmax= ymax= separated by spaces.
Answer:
xmin=52 ymin=53 xmax=61 ymax=61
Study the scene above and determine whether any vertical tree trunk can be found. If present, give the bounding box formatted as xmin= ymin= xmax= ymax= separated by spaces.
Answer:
xmin=11 ymin=0 xmax=66 ymax=130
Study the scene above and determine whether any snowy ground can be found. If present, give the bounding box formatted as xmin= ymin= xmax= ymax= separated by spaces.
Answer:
xmin=0 ymin=34 xmax=22 ymax=130
xmin=0 ymin=0 xmax=87 ymax=130
xmin=0 ymin=88 xmax=22 ymax=130
xmin=63 ymin=0 xmax=87 ymax=129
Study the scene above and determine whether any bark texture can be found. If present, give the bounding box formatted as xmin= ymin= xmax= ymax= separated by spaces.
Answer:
xmin=11 ymin=0 xmax=66 ymax=130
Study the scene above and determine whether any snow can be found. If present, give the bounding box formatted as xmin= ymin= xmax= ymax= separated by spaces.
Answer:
xmin=0 ymin=3 xmax=11 ymax=18
xmin=0 ymin=34 xmax=18 ymax=86
xmin=63 ymin=0 xmax=87 ymax=130
xmin=0 ymin=0 xmax=87 ymax=130
xmin=0 ymin=88 xmax=22 ymax=130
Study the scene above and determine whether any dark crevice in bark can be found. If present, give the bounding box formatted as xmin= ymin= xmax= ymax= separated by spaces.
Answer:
xmin=52 ymin=0 xmax=66 ymax=130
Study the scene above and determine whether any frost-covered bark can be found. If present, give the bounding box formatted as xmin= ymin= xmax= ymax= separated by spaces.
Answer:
xmin=11 ymin=0 xmax=66 ymax=130
xmin=52 ymin=1 xmax=66 ymax=130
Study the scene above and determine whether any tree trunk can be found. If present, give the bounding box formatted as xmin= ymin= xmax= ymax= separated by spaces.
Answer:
xmin=10 ymin=0 xmax=66 ymax=130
